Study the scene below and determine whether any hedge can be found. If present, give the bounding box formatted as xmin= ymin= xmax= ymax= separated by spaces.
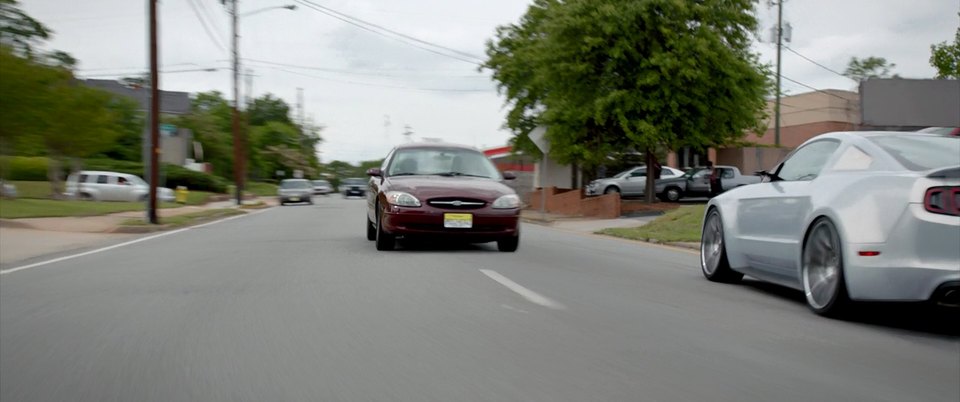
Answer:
xmin=0 ymin=156 xmax=228 ymax=193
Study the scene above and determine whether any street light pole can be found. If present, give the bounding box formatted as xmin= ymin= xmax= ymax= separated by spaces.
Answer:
xmin=774 ymin=0 xmax=784 ymax=148
xmin=230 ymin=0 xmax=243 ymax=205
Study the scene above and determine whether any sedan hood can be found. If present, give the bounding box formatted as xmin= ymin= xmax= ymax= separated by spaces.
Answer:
xmin=385 ymin=176 xmax=514 ymax=200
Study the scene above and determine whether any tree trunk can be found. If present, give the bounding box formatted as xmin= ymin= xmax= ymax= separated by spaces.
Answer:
xmin=644 ymin=148 xmax=656 ymax=203
xmin=47 ymin=156 xmax=62 ymax=199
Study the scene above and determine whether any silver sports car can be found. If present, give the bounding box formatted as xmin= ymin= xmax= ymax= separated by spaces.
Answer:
xmin=700 ymin=131 xmax=960 ymax=316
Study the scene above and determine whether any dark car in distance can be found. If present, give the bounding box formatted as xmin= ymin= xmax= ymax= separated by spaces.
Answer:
xmin=341 ymin=178 xmax=367 ymax=198
xmin=365 ymin=142 xmax=521 ymax=252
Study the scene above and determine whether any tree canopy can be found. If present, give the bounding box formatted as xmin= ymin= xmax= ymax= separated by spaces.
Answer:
xmin=485 ymin=0 xmax=770 ymax=200
xmin=843 ymin=56 xmax=897 ymax=82
xmin=929 ymin=22 xmax=959 ymax=79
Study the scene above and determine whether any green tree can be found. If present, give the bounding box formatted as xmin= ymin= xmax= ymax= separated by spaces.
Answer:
xmin=485 ymin=0 xmax=770 ymax=202
xmin=248 ymin=94 xmax=293 ymax=126
xmin=843 ymin=56 xmax=897 ymax=82
xmin=99 ymin=97 xmax=146 ymax=161
xmin=0 ymin=0 xmax=51 ymax=59
xmin=175 ymin=91 xmax=236 ymax=179
xmin=929 ymin=23 xmax=959 ymax=79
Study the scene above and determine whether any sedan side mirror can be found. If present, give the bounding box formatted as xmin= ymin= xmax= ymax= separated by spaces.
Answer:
xmin=366 ymin=168 xmax=382 ymax=177
xmin=502 ymin=171 xmax=516 ymax=180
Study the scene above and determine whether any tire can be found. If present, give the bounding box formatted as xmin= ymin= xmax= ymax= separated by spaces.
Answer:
xmin=700 ymin=208 xmax=743 ymax=283
xmin=366 ymin=216 xmax=377 ymax=241
xmin=375 ymin=204 xmax=395 ymax=251
xmin=497 ymin=236 xmax=519 ymax=252
xmin=604 ymin=186 xmax=620 ymax=196
xmin=801 ymin=218 xmax=850 ymax=317
xmin=664 ymin=187 xmax=682 ymax=202
xmin=79 ymin=192 xmax=94 ymax=201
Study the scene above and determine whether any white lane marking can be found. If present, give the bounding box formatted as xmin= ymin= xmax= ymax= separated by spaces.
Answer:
xmin=480 ymin=269 xmax=565 ymax=310
xmin=0 ymin=208 xmax=271 ymax=276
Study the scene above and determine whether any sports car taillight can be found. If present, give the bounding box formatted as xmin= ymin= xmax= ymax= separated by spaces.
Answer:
xmin=924 ymin=186 xmax=960 ymax=216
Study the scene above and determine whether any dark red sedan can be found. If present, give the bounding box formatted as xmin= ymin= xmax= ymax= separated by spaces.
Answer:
xmin=365 ymin=142 xmax=521 ymax=252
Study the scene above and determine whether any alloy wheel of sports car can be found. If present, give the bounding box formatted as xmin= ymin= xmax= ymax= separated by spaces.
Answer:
xmin=700 ymin=209 xmax=743 ymax=283
xmin=375 ymin=204 xmax=395 ymax=251
xmin=802 ymin=218 xmax=849 ymax=316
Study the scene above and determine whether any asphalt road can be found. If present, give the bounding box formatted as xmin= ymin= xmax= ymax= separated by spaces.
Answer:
xmin=2 ymin=197 xmax=958 ymax=402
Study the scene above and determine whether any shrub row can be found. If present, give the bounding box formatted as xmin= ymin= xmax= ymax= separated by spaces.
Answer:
xmin=0 ymin=156 xmax=228 ymax=193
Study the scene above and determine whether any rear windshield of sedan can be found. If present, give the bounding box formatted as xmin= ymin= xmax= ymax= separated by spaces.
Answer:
xmin=868 ymin=135 xmax=960 ymax=171
xmin=342 ymin=179 xmax=366 ymax=185
xmin=280 ymin=180 xmax=311 ymax=189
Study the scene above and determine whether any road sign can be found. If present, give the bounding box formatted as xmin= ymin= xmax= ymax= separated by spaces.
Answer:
xmin=160 ymin=123 xmax=177 ymax=136
xmin=529 ymin=126 xmax=549 ymax=153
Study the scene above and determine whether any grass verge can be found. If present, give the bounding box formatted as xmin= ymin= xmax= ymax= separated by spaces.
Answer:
xmin=0 ymin=199 xmax=180 ymax=219
xmin=8 ymin=181 xmax=218 ymax=206
xmin=598 ymin=205 xmax=705 ymax=243
xmin=244 ymin=182 xmax=278 ymax=197
xmin=121 ymin=208 xmax=245 ymax=227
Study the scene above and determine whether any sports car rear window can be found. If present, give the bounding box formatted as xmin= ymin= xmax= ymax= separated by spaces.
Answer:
xmin=868 ymin=136 xmax=960 ymax=171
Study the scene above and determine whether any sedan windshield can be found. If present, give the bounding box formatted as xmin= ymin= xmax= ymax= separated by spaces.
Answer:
xmin=280 ymin=180 xmax=311 ymax=189
xmin=387 ymin=148 xmax=501 ymax=179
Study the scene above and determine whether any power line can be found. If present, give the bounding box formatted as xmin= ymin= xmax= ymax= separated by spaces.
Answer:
xmin=242 ymin=58 xmax=487 ymax=78
xmin=783 ymin=45 xmax=853 ymax=81
xmin=779 ymin=74 xmax=853 ymax=101
xmin=262 ymin=65 xmax=493 ymax=93
xmin=185 ymin=0 xmax=227 ymax=52
xmin=293 ymin=0 xmax=484 ymax=66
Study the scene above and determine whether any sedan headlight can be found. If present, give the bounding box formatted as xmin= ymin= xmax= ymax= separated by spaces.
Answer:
xmin=385 ymin=191 xmax=421 ymax=207
xmin=492 ymin=194 xmax=520 ymax=209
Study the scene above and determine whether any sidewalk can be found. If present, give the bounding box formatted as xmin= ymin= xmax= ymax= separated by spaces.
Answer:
xmin=0 ymin=197 xmax=276 ymax=266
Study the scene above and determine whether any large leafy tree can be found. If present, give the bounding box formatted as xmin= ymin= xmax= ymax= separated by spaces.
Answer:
xmin=929 ymin=23 xmax=959 ymax=79
xmin=248 ymin=94 xmax=293 ymax=126
xmin=843 ymin=56 xmax=897 ymax=82
xmin=485 ymin=0 xmax=770 ymax=201
xmin=0 ymin=0 xmax=50 ymax=58
xmin=175 ymin=91 xmax=236 ymax=179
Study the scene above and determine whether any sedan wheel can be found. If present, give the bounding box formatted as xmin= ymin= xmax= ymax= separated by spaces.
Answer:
xmin=802 ymin=218 xmax=849 ymax=316
xmin=375 ymin=205 xmax=395 ymax=251
xmin=604 ymin=187 xmax=620 ymax=196
xmin=497 ymin=236 xmax=519 ymax=252
xmin=665 ymin=187 xmax=681 ymax=202
xmin=700 ymin=209 xmax=742 ymax=283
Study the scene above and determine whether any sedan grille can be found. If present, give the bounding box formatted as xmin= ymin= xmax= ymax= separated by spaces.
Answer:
xmin=428 ymin=197 xmax=487 ymax=210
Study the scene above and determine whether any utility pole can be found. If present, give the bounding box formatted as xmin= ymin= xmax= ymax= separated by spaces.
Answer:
xmin=148 ymin=0 xmax=160 ymax=224
xmin=230 ymin=0 xmax=243 ymax=205
xmin=774 ymin=0 xmax=784 ymax=147
xmin=297 ymin=87 xmax=304 ymax=127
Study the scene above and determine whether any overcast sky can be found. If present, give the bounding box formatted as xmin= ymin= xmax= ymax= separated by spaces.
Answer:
xmin=21 ymin=0 xmax=960 ymax=163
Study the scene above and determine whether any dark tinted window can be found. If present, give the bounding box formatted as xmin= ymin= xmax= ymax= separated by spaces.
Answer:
xmin=868 ymin=135 xmax=960 ymax=171
xmin=79 ymin=174 xmax=89 ymax=183
xmin=720 ymin=168 xmax=735 ymax=179
xmin=96 ymin=175 xmax=110 ymax=184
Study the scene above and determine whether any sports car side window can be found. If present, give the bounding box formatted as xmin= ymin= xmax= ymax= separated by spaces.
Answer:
xmin=831 ymin=146 xmax=874 ymax=171
xmin=777 ymin=140 xmax=841 ymax=181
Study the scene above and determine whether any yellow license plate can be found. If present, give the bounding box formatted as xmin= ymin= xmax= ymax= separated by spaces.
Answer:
xmin=290 ymin=197 xmax=299 ymax=201
xmin=443 ymin=213 xmax=473 ymax=228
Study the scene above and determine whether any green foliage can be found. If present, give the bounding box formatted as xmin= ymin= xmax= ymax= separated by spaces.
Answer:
xmin=485 ymin=0 xmax=770 ymax=166
xmin=175 ymin=91 xmax=235 ymax=179
xmin=164 ymin=165 xmax=229 ymax=193
xmin=248 ymin=94 xmax=293 ymax=126
xmin=0 ymin=0 xmax=51 ymax=58
xmin=244 ymin=181 xmax=278 ymax=196
xmin=844 ymin=56 xmax=897 ymax=81
xmin=99 ymin=97 xmax=146 ymax=161
xmin=0 ymin=156 xmax=49 ymax=180
xmin=930 ymin=22 xmax=959 ymax=79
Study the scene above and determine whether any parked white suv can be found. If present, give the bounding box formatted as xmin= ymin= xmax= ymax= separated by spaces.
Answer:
xmin=65 ymin=171 xmax=175 ymax=202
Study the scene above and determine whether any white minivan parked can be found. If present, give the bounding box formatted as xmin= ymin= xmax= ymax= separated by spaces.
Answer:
xmin=65 ymin=171 xmax=175 ymax=202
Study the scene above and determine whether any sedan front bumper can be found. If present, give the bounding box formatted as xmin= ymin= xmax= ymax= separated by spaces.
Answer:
xmin=381 ymin=206 xmax=519 ymax=242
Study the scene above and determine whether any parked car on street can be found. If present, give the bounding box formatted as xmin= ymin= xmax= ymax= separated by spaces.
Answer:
xmin=585 ymin=165 xmax=685 ymax=197
xmin=366 ymin=142 xmax=521 ymax=252
xmin=312 ymin=179 xmax=333 ymax=195
xmin=0 ymin=180 xmax=16 ymax=199
xmin=700 ymin=131 xmax=960 ymax=316
xmin=278 ymin=179 xmax=313 ymax=205
xmin=341 ymin=178 xmax=367 ymax=198
xmin=656 ymin=165 xmax=760 ymax=201
xmin=917 ymin=127 xmax=960 ymax=136
xmin=64 ymin=171 xmax=174 ymax=202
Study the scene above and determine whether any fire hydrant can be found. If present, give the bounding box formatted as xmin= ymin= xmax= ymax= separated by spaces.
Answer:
xmin=175 ymin=186 xmax=189 ymax=204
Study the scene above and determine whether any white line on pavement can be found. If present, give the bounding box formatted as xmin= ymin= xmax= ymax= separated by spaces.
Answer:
xmin=0 ymin=208 xmax=271 ymax=276
xmin=480 ymin=269 xmax=565 ymax=310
